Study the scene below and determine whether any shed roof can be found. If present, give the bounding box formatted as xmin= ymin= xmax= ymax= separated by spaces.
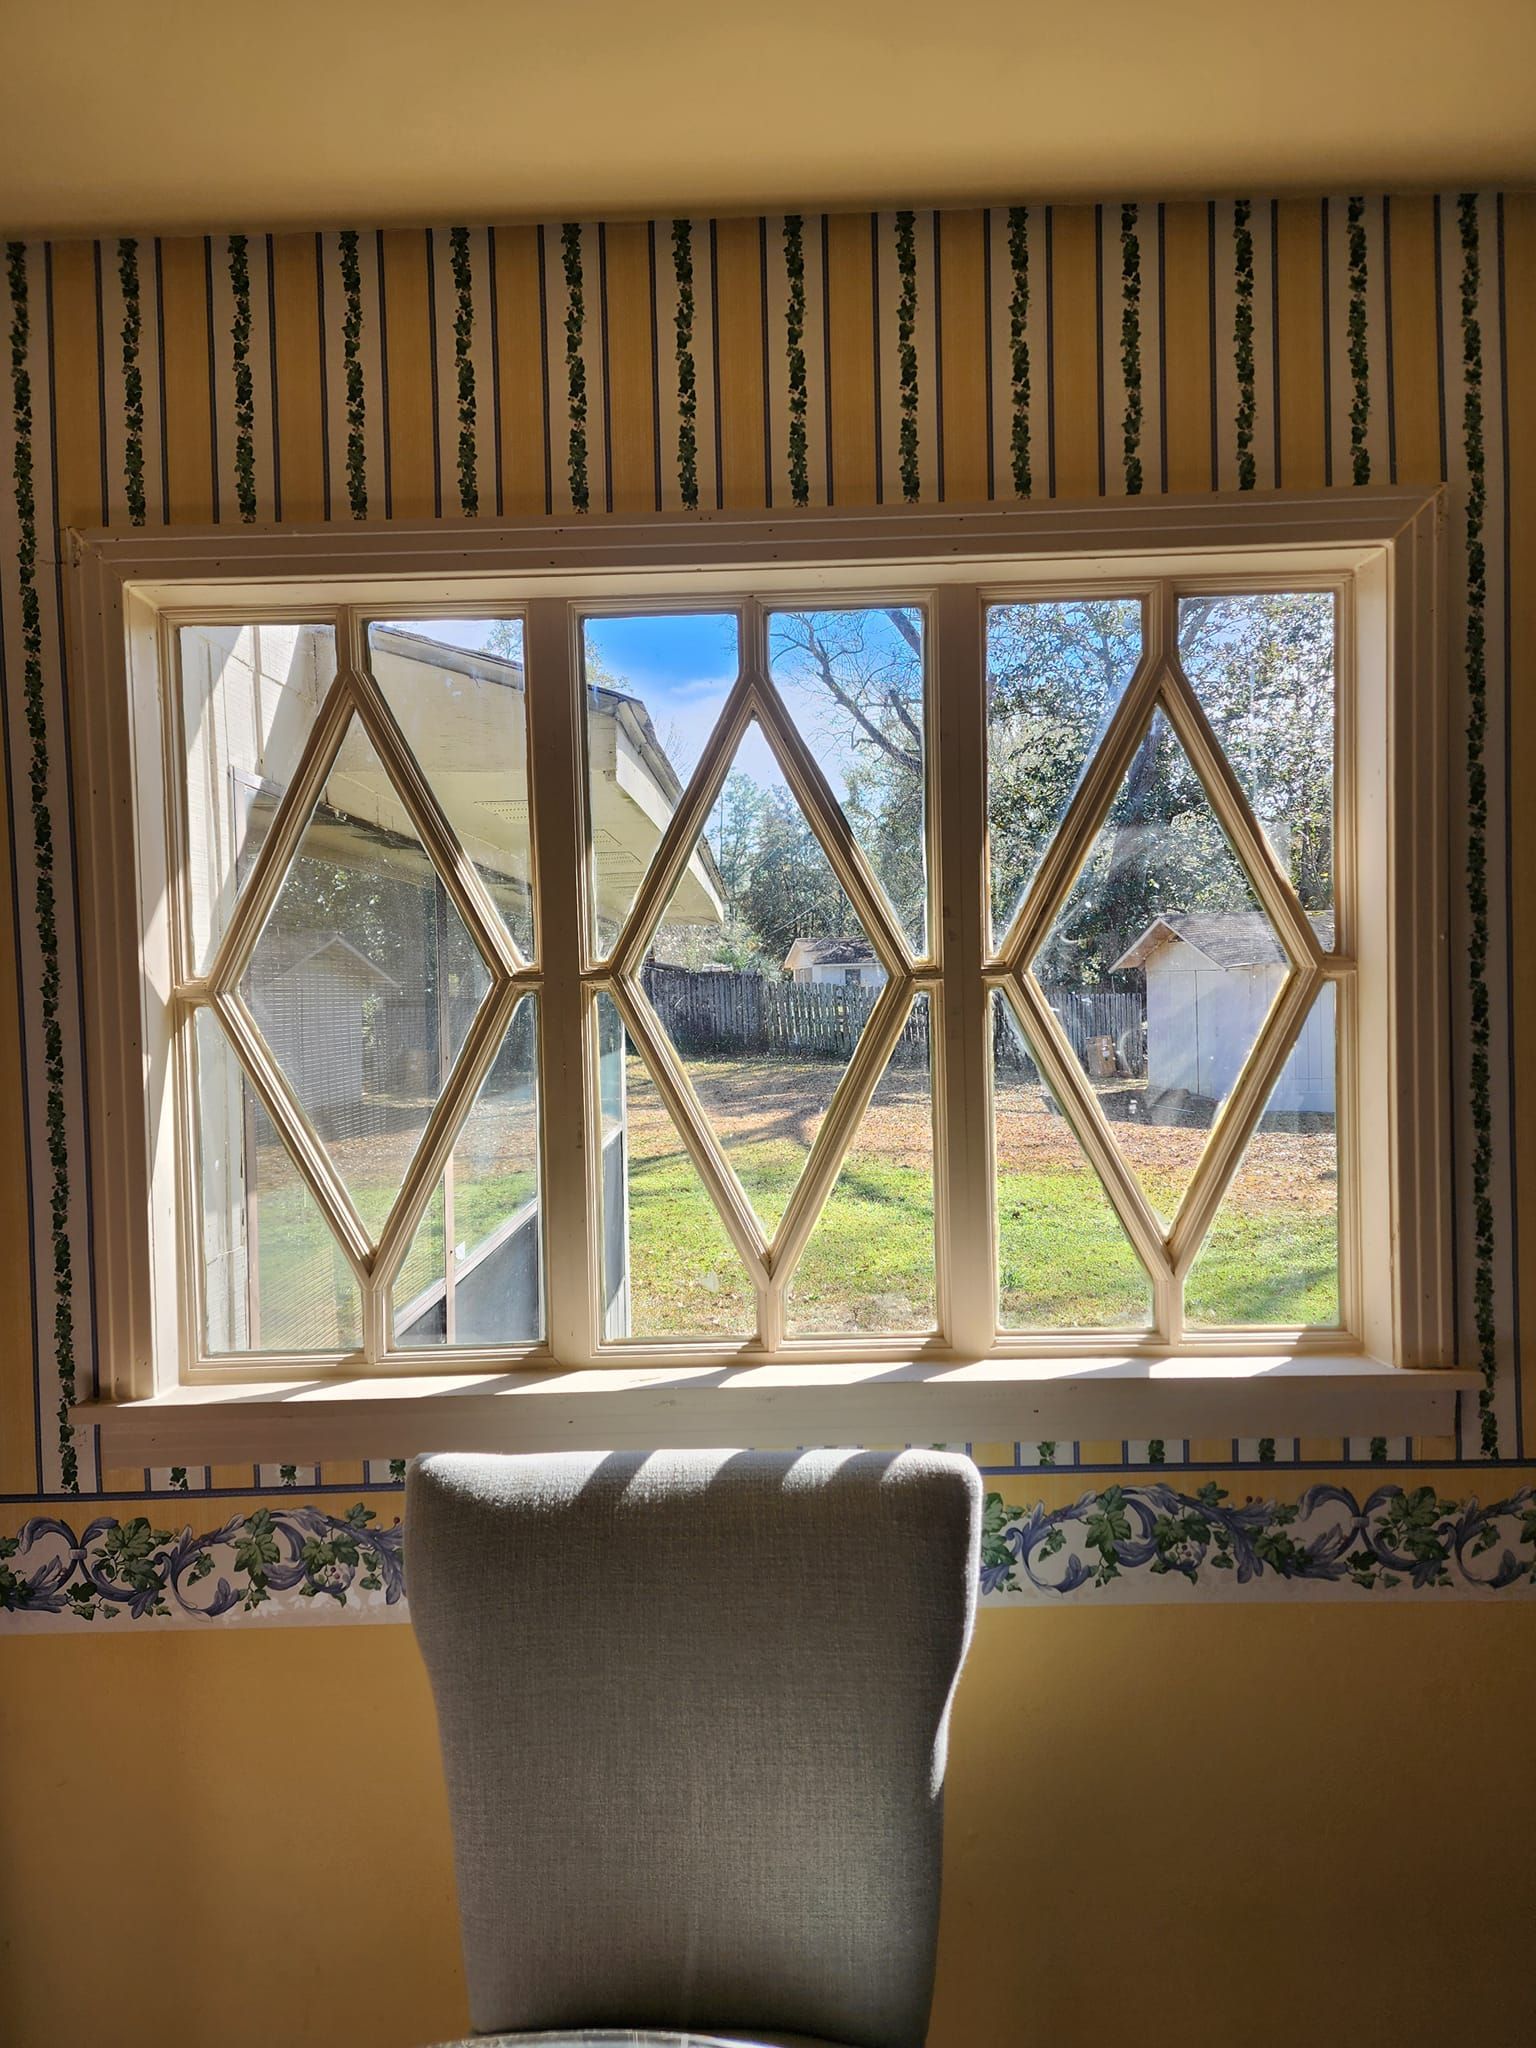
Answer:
xmin=249 ymin=930 xmax=401 ymax=989
xmin=1110 ymin=909 xmax=1334 ymax=972
xmin=783 ymin=934 xmax=879 ymax=969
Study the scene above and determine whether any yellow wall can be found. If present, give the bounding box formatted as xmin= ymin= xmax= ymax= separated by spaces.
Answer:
xmin=4 ymin=1605 xmax=1533 ymax=2046
xmin=1 ymin=190 xmax=1534 ymax=2046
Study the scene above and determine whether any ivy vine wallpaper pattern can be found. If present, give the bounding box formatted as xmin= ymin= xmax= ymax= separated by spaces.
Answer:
xmin=5 ymin=1477 xmax=1536 ymax=1630
xmin=0 ymin=192 xmax=1530 ymax=1623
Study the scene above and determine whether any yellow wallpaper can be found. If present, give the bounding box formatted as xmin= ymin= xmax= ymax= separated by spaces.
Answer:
xmin=0 ymin=192 xmax=1531 ymax=1585
xmin=4 ymin=1602 xmax=1533 ymax=2045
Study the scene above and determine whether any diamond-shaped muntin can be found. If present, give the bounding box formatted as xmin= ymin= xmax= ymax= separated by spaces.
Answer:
xmin=606 ymin=661 xmax=920 ymax=1272
xmin=995 ymin=661 xmax=1326 ymax=1257
xmin=202 ymin=666 xmax=525 ymax=1281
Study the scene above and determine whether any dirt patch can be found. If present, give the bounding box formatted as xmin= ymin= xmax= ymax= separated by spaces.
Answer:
xmin=627 ymin=1054 xmax=1335 ymax=1219
xmin=626 ymin=1053 xmax=936 ymax=1173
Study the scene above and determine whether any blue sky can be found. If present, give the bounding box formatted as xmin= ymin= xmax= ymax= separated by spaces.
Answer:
xmin=377 ymin=608 xmax=918 ymax=809
xmin=377 ymin=611 xmax=775 ymax=785
xmin=582 ymin=612 xmax=786 ymax=792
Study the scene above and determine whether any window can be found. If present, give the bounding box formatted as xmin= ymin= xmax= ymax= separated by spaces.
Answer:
xmin=69 ymin=498 xmax=1466 ymax=1454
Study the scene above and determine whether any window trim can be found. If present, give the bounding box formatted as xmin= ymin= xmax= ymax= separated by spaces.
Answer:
xmin=64 ymin=490 xmax=1474 ymax=1458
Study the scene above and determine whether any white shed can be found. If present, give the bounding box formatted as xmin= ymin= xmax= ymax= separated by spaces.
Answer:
xmin=782 ymin=936 xmax=888 ymax=989
xmin=1111 ymin=911 xmax=1335 ymax=1114
xmin=246 ymin=932 xmax=398 ymax=1121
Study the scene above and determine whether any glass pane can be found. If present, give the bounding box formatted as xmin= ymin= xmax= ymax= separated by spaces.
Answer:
xmin=596 ymin=991 xmax=755 ymax=1341
xmin=393 ymin=995 xmax=543 ymax=1347
xmin=179 ymin=621 xmax=338 ymax=974
xmin=1186 ymin=985 xmax=1339 ymax=1326
xmin=1030 ymin=707 xmax=1285 ymax=1225
xmin=992 ymin=992 xmax=1152 ymax=1330
xmin=368 ymin=617 xmax=535 ymax=958
xmin=767 ymin=606 xmax=927 ymax=953
xmin=194 ymin=1010 xmax=361 ymax=1354
xmin=647 ymin=718 xmax=882 ymax=1242
xmin=786 ymin=994 xmax=936 ymax=1335
xmin=582 ymin=612 xmax=740 ymax=956
xmin=242 ymin=716 xmax=492 ymax=1241
xmin=987 ymin=598 xmax=1142 ymax=951
xmin=1177 ymin=592 xmax=1336 ymax=919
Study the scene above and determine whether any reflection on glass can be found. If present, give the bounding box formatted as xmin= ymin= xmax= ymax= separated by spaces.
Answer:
xmin=647 ymin=718 xmax=880 ymax=1242
xmin=986 ymin=598 xmax=1142 ymax=951
xmin=1030 ymin=708 xmax=1291 ymax=1225
xmin=241 ymin=717 xmax=492 ymax=1239
xmin=393 ymin=995 xmax=543 ymax=1347
xmin=195 ymin=1010 xmax=361 ymax=1354
xmin=1177 ymin=592 xmax=1335 ymax=915
xmin=582 ymin=612 xmax=741 ymax=956
xmin=368 ymin=617 xmax=535 ymax=957
xmin=992 ymin=992 xmax=1152 ymax=1330
xmin=768 ymin=606 xmax=927 ymax=954
xmin=595 ymin=991 xmax=754 ymax=1341
xmin=786 ymin=993 xmax=936 ymax=1335
xmin=1185 ymin=986 xmax=1339 ymax=1326
xmin=179 ymin=621 xmax=338 ymax=974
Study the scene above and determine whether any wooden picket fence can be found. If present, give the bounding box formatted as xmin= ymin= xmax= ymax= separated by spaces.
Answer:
xmin=641 ymin=963 xmax=1143 ymax=1075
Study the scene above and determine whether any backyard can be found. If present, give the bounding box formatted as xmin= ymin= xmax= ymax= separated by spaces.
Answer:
xmin=227 ymin=1043 xmax=1337 ymax=1352
xmin=619 ymin=1048 xmax=1340 ymax=1338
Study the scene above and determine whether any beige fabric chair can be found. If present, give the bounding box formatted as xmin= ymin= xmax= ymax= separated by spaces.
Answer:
xmin=407 ymin=1449 xmax=981 ymax=2048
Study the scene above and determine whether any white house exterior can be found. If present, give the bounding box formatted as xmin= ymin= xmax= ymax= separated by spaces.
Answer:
xmin=1111 ymin=911 xmax=1335 ymax=1114
xmin=187 ymin=622 xmax=723 ymax=1352
xmin=782 ymin=936 xmax=888 ymax=989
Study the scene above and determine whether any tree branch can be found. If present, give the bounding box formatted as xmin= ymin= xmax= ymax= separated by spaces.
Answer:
xmin=779 ymin=614 xmax=922 ymax=777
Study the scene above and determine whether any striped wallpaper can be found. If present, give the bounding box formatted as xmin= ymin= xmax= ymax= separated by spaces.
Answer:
xmin=0 ymin=194 xmax=1530 ymax=1552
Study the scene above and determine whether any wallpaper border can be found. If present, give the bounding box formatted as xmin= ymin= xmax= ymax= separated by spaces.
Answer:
xmin=4 ymin=1477 xmax=1536 ymax=1631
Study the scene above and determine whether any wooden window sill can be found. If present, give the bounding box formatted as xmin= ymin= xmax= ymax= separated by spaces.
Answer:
xmin=73 ymin=1358 xmax=1478 ymax=1466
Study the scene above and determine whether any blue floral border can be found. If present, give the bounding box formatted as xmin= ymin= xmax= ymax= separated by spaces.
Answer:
xmin=984 ymin=1479 xmax=1536 ymax=1597
xmin=0 ymin=1502 xmax=404 ymax=1623
xmin=3 ymin=1481 xmax=1535 ymax=1627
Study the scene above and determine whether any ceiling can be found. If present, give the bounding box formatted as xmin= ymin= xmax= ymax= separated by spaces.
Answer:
xmin=3 ymin=0 xmax=1532 ymax=238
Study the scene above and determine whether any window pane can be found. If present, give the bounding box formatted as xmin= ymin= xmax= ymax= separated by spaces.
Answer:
xmin=1185 ymin=986 xmax=1339 ymax=1326
xmin=368 ymin=618 xmax=535 ymax=958
xmin=1029 ymin=708 xmax=1288 ymax=1225
xmin=786 ymin=993 xmax=936 ymax=1335
xmin=987 ymin=598 xmax=1142 ymax=952
xmin=392 ymin=995 xmax=543 ymax=1347
xmin=179 ymin=621 xmax=338 ymax=974
xmin=595 ymin=992 xmax=754 ymax=1341
xmin=194 ymin=1010 xmax=361 ymax=1354
xmin=768 ymin=606 xmax=927 ymax=954
xmin=646 ymin=717 xmax=882 ymax=1242
xmin=582 ymin=612 xmax=740 ymax=956
xmin=1177 ymin=592 xmax=1336 ymax=917
xmin=242 ymin=716 xmax=493 ymax=1241
xmin=992 ymin=991 xmax=1152 ymax=1329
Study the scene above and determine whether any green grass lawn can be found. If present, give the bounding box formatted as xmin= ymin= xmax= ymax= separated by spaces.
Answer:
xmin=1184 ymin=1203 xmax=1339 ymax=1326
xmin=231 ymin=1113 xmax=1338 ymax=1352
xmin=996 ymin=1168 xmax=1151 ymax=1328
xmin=626 ymin=1144 xmax=1337 ymax=1335
xmin=242 ymin=1163 xmax=538 ymax=1352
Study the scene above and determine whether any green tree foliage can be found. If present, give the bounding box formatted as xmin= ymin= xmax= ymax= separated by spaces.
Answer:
xmin=605 ymin=593 xmax=1334 ymax=990
xmin=988 ymin=592 xmax=1334 ymax=985
xmin=985 ymin=598 xmax=1144 ymax=942
xmin=735 ymin=788 xmax=859 ymax=964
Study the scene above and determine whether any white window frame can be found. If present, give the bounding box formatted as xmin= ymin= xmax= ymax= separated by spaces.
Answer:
xmin=64 ymin=490 xmax=1475 ymax=1463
